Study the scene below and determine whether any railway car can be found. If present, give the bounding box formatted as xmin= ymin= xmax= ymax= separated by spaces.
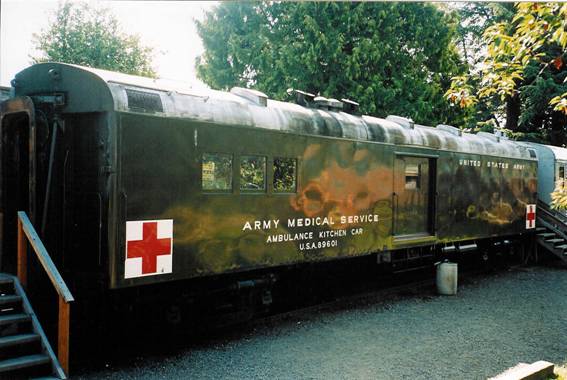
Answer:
xmin=519 ymin=142 xmax=567 ymax=208
xmin=0 ymin=63 xmax=538 ymax=321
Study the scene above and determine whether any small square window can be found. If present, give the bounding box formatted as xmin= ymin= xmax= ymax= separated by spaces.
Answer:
xmin=405 ymin=163 xmax=420 ymax=190
xmin=202 ymin=153 xmax=232 ymax=191
xmin=273 ymin=158 xmax=297 ymax=193
xmin=240 ymin=155 xmax=266 ymax=191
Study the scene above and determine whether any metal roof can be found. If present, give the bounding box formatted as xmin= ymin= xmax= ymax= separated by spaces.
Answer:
xmin=544 ymin=144 xmax=567 ymax=162
xmin=13 ymin=62 xmax=535 ymax=160
xmin=519 ymin=142 xmax=567 ymax=162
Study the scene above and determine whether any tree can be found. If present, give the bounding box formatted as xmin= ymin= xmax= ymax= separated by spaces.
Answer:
xmin=447 ymin=3 xmax=516 ymax=131
xmin=32 ymin=1 xmax=156 ymax=78
xmin=196 ymin=2 xmax=467 ymax=126
xmin=551 ymin=178 xmax=567 ymax=210
xmin=446 ymin=3 xmax=567 ymax=144
xmin=453 ymin=3 xmax=516 ymax=69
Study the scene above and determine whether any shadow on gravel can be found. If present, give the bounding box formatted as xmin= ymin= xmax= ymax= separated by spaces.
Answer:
xmin=73 ymin=251 xmax=522 ymax=376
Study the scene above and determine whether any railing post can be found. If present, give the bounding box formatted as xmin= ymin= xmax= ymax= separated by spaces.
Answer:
xmin=58 ymin=297 xmax=70 ymax=375
xmin=17 ymin=216 xmax=27 ymax=287
xmin=17 ymin=211 xmax=74 ymax=376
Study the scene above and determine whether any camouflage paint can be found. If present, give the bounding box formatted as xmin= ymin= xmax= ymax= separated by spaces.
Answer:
xmin=118 ymin=113 xmax=536 ymax=288
xmin=6 ymin=63 xmax=538 ymax=289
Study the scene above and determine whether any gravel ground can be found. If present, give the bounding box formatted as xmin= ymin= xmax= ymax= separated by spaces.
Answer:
xmin=77 ymin=264 xmax=567 ymax=380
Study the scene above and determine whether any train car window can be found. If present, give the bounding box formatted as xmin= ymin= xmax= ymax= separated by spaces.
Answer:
xmin=125 ymin=89 xmax=164 ymax=113
xmin=273 ymin=158 xmax=297 ymax=193
xmin=240 ymin=155 xmax=266 ymax=191
xmin=202 ymin=153 xmax=232 ymax=191
xmin=405 ymin=163 xmax=420 ymax=190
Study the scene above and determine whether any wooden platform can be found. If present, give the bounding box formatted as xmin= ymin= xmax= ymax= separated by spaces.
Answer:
xmin=489 ymin=361 xmax=554 ymax=380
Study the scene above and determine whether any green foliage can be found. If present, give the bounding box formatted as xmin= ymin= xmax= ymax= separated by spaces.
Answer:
xmin=446 ymin=75 xmax=478 ymax=108
xmin=202 ymin=153 xmax=233 ymax=191
xmin=454 ymin=3 xmax=516 ymax=68
xmin=32 ymin=1 xmax=156 ymax=78
xmin=445 ymin=3 xmax=517 ymax=131
xmin=196 ymin=2 xmax=467 ymax=126
xmin=446 ymin=2 xmax=567 ymax=144
xmin=551 ymin=92 xmax=567 ymax=114
xmin=273 ymin=158 xmax=296 ymax=192
xmin=551 ymin=180 xmax=567 ymax=210
xmin=520 ymin=63 xmax=566 ymax=133
xmin=240 ymin=156 xmax=266 ymax=190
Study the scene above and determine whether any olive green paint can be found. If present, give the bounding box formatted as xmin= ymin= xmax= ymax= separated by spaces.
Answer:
xmin=5 ymin=63 xmax=538 ymax=290
xmin=118 ymin=113 xmax=536 ymax=288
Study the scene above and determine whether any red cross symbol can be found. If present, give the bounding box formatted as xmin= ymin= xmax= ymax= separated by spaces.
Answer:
xmin=127 ymin=222 xmax=172 ymax=274
xmin=526 ymin=209 xmax=536 ymax=223
xmin=526 ymin=205 xmax=536 ymax=229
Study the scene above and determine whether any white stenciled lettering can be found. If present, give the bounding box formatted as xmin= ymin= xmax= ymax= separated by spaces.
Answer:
xmin=262 ymin=220 xmax=279 ymax=229
xmin=340 ymin=214 xmax=379 ymax=225
xmin=486 ymin=161 xmax=509 ymax=169
xmin=319 ymin=229 xmax=347 ymax=238
xmin=242 ymin=219 xmax=281 ymax=231
xmin=299 ymin=240 xmax=339 ymax=251
xmin=287 ymin=217 xmax=334 ymax=228
xmin=266 ymin=232 xmax=314 ymax=243
xmin=459 ymin=159 xmax=481 ymax=167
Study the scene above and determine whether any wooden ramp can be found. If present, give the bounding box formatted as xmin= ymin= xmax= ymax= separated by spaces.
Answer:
xmin=0 ymin=274 xmax=66 ymax=379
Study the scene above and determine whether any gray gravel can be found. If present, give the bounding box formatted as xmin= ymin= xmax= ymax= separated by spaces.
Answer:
xmin=78 ymin=265 xmax=567 ymax=380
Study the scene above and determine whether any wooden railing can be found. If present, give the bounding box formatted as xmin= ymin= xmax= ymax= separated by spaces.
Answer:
xmin=16 ymin=211 xmax=74 ymax=375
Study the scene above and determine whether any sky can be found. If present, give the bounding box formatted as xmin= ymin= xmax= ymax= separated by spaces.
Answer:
xmin=0 ymin=0 xmax=217 ymax=88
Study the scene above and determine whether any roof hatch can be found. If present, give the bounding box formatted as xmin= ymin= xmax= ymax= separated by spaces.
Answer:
xmin=230 ymin=87 xmax=268 ymax=107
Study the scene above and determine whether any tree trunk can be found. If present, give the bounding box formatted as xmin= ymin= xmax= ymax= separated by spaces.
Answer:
xmin=550 ymin=110 xmax=567 ymax=146
xmin=505 ymin=94 xmax=521 ymax=131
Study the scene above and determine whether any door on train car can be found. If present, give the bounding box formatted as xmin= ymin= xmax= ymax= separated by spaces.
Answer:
xmin=0 ymin=97 xmax=36 ymax=273
xmin=393 ymin=155 xmax=436 ymax=237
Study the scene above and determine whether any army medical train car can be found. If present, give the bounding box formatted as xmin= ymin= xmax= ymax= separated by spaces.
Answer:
xmin=0 ymin=63 xmax=538 ymax=308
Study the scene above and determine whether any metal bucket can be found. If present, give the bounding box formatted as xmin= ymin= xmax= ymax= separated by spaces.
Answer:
xmin=436 ymin=261 xmax=458 ymax=295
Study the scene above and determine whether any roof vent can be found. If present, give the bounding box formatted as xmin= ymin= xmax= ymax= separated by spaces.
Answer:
xmin=387 ymin=115 xmax=414 ymax=129
xmin=341 ymin=98 xmax=359 ymax=114
xmin=287 ymin=88 xmax=315 ymax=107
xmin=436 ymin=124 xmax=462 ymax=137
xmin=126 ymin=89 xmax=163 ymax=113
xmin=494 ymin=129 xmax=509 ymax=140
xmin=313 ymin=96 xmax=343 ymax=111
xmin=477 ymin=131 xmax=500 ymax=142
xmin=230 ymin=87 xmax=268 ymax=107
